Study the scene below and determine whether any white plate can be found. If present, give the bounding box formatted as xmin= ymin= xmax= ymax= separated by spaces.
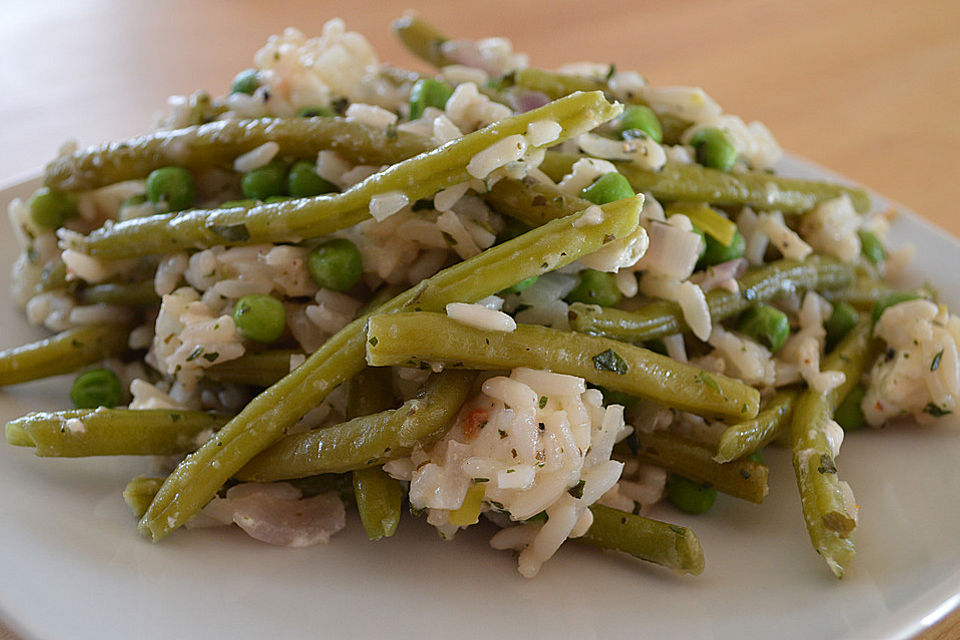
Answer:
xmin=1 ymin=159 xmax=959 ymax=640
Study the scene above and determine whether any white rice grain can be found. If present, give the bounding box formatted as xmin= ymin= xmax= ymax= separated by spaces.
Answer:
xmin=446 ymin=303 xmax=517 ymax=332
xmin=233 ymin=142 xmax=280 ymax=173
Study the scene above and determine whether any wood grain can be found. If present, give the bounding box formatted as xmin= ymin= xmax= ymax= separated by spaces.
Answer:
xmin=0 ymin=2 xmax=958 ymax=638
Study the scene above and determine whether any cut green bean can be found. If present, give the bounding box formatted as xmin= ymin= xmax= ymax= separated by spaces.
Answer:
xmin=366 ymin=312 xmax=759 ymax=420
xmin=124 ymin=476 xmax=167 ymax=518
xmin=44 ymin=117 xmax=435 ymax=192
xmin=352 ymin=466 xmax=404 ymax=541
xmin=76 ymin=281 xmax=159 ymax=307
xmin=205 ymin=349 xmax=302 ymax=387
xmin=714 ymin=389 xmax=797 ymax=463
xmin=789 ymin=321 xmax=880 ymax=578
xmin=541 ymin=151 xmax=871 ymax=214
xmin=6 ymin=408 xmax=228 ymax=457
xmin=569 ymin=255 xmax=853 ymax=343
xmin=579 ymin=504 xmax=704 ymax=576
xmin=236 ymin=370 xmax=475 ymax=482
xmin=821 ymin=275 xmax=895 ymax=309
xmin=346 ymin=366 xmax=396 ymax=420
xmin=393 ymin=12 xmax=455 ymax=68
xmin=0 ymin=324 xmax=130 ymax=387
xmin=484 ymin=177 xmax=591 ymax=228
xmin=68 ymin=92 xmax=621 ymax=260
xmin=629 ymin=430 xmax=769 ymax=503
xmin=138 ymin=194 xmax=641 ymax=541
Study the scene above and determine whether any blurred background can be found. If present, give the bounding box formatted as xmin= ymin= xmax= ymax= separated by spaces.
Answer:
xmin=0 ymin=2 xmax=958 ymax=638
xmin=2 ymin=0 xmax=958 ymax=230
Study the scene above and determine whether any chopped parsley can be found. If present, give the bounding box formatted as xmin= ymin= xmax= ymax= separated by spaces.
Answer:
xmin=923 ymin=402 xmax=952 ymax=417
xmin=592 ymin=348 xmax=628 ymax=375
xmin=931 ymin=349 xmax=944 ymax=372
xmin=818 ymin=454 xmax=837 ymax=474
xmin=568 ymin=479 xmax=586 ymax=499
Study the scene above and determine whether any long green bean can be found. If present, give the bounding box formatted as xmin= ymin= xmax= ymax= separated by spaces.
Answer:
xmin=365 ymin=312 xmax=760 ymax=420
xmin=5 ymin=408 xmax=228 ymax=457
xmin=235 ymin=370 xmax=475 ymax=482
xmin=124 ymin=476 xmax=166 ymax=518
xmin=484 ymin=176 xmax=591 ymax=228
xmin=347 ymin=366 xmax=403 ymax=540
xmin=0 ymin=324 xmax=130 ymax=387
xmin=77 ymin=281 xmax=160 ymax=307
xmin=352 ymin=466 xmax=405 ymax=541
xmin=45 ymin=117 xmax=435 ymax=192
xmin=541 ymin=151 xmax=871 ymax=214
xmin=206 ymin=349 xmax=303 ymax=387
xmin=68 ymin=92 xmax=621 ymax=260
xmin=393 ymin=12 xmax=456 ymax=68
xmin=714 ymin=389 xmax=797 ymax=463
xmin=138 ymin=194 xmax=642 ymax=541
xmin=628 ymin=431 xmax=769 ymax=503
xmin=579 ymin=504 xmax=704 ymax=575
xmin=569 ymin=255 xmax=853 ymax=343
xmin=821 ymin=275 xmax=896 ymax=309
xmin=789 ymin=321 xmax=880 ymax=578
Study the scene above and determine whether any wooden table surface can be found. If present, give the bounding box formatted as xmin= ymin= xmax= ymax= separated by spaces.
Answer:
xmin=1 ymin=1 xmax=958 ymax=638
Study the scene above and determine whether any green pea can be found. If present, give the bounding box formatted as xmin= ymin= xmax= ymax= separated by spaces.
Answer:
xmin=699 ymin=229 xmax=745 ymax=267
xmin=232 ymin=294 xmax=286 ymax=343
xmin=307 ymin=238 xmax=363 ymax=291
xmin=296 ymin=105 xmax=337 ymax=118
xmin=503 ymin=276 xmax=538 ymax=294
xmin=872 ymin=292 xmax=921 ymax=324
xmin=146 ymin=167 xmax=196 ymax=212
xmin=409 ymin=78 xmax=454 ymax=120
xmin=28 ymin=187 xmax=78 ymax=229
xmin=241 ymin=160 xmax=288 ymax=201
xmin=70 ymin=368 xmax=123 ymax=409
xmin=834 ymin=385 xmax=866 ymax=431
xmin=747 ymin=449 xmax=764 ymax=463
xmin=498 ymin=217 xmax=533 ymax=243
xmin=618 ymin=105 xmax=662 ymax=143
xmin=737 ymin=304 xmax=790 ymax=352
xmin=858 ymin=229 xmax=885 ymax=265
xmin=231 ymin=68 xmax=259 ymax=95
xmin=691 ymin=127 xmax=738 ymax=171
xmin=287 ymin=161 xmax=336 ymax=198
xmin=264 ymin=195 xmax=293 ymax=204
xmin=121 ymin=193 xmax=148 ymax=208
xmin=566 ymin=269 xmax=622 ymax=307
xmin=581 ymin=172 xmax=635 ymax=205
xmin=666 ymin=474 xmax=717 ymax=514
xmin=825 ymin=301 xmax=859 ymax=352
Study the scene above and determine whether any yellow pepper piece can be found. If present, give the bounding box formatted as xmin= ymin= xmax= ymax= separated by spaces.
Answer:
xmin=449 ymin=484 xmax=486 ymax=526
xmin=667 ymin=202 xmax=737 ymax=247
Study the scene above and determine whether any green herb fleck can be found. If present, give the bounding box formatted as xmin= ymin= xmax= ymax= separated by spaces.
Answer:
xmin=539 ymin=396 xmax=548 ymax=409
xmin=698 ymin=372 xmax=721 ymax=393
xmin=592 ymin=349 xmax=628 ymax=375
xmin=931 ymin=349 xmax=944 ymax=372
xmin=209 ymin=222 xmax=251 ymax=242
xmin=818 ymin=454 xmax=837 ymax=474
xmin=568 ymin=479 xmax=586 ymax=499
xmin=368 ymin=336 xmax=378 ymax=347
xmin=185 ymin=346 xmax=204 ymax=362
xmin=923 ymin=402 xmax=952 ymax=417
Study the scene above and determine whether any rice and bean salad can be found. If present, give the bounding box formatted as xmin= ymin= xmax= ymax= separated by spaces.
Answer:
xmin=2 ymin=14 xmax=951 ymax=579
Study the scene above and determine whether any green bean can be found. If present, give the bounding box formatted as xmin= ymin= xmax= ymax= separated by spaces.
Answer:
xmin=541 ymin=151 xmax=872 ymax=214
xmin=346 ymin=366 xmax=396 ymax=419
xmin=352 ymin=466 xmax=404 ymax=541
xmin=365 ymin=312 xmax=759 ymax=420
xmin=483 ymin=177 xmax=591 ymax=228
xmin=820 ymin=275 xmax=895 ymax=309
xmin=392 ymin=12 xmax=455 ymax=68
xmin=503 ymin=69 xmax=690 ymax=144
xmin=569 ymin=255 xmax=853 ymax=343
xmin=789 ymin=321 xmax=880 ymax=578
xmin=6 ymin=408 xmax=228 ymax=457
xmin=138 ymin=194 xmax=641 ymax=541
xmin=69 ymin=92 xmax=621 ymax=260
xmin=578 ymin=504 xmax=704 ymax=575
xmin=205 ymin=349 xmax=302 ymax=387
xmin=834 ymin=385 xmax=867 ymax=432
xmin=124 ymin=476 xmax=166 ymax=518
xmin=235 ymin=370 xmax=475 ymax=482
xmin=77 ymin=281 xmax=159 ymax=307
xmin=0 ymin=324 xmax=130 ymax=387
xmin=45 ymin=118 xmax=436 ymax=192
xmin=824 ymin=301 xmax=859 ymax=352
xmin=714 ymin=389 xmax=797 ymax=463
xmin=628 ymin=430 xmax=769 ymax=503
xmin=37 ymin=260 xmax=68 ymax=293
